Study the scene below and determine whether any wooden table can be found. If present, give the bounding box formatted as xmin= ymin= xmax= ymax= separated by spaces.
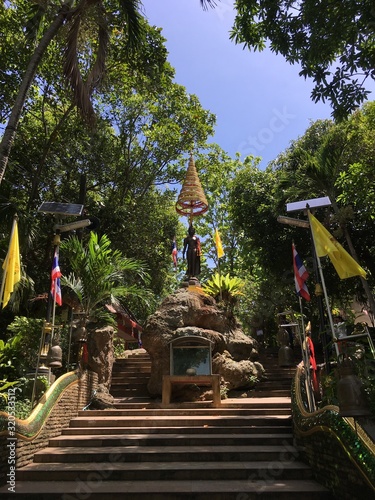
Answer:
xmin=162 ymin=374 xmax=221 ymax=407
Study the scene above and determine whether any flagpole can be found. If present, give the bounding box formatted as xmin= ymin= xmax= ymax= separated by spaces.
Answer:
xmin=218 ymin=256 xmax=222 ymax=301
xmin=214 ymin=228 xmax=223 ymax=301
xmin=297 ymin=296 xmax=316 ymax=412
xmin=0 ymin=216 xmax=18 ymax=308
xmin=307 ymin=209 xmax=339 ymax=359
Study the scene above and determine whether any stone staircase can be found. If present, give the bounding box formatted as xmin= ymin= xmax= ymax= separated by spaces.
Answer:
xmin=252 ymin=346 xmax=300 ymax=398
xmin=110 ymin=351 xmax=151 ymax=402
xmin=3 ymin=348 xmax=334 ymax=499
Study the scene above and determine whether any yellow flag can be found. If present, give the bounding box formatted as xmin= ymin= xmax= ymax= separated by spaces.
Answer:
xmin=1 ymin=219 xmax=21 ymax=308
xmin=308 ymin=212 xmax=366 ymax=280
xmin=214 ymin=228 xmax=224 ymax=259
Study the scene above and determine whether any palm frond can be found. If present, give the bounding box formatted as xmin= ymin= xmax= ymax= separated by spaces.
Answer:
xmin=117 ymin=0 xmax=146 ymax=48
xmin=200 ymin=0 xmax=217 ymax=10
xmin=60 ymin=232 xmax=151 ymax=322
xmin=61 ymin=272 xmax=85 ymax=304
xmin=25 ymin=1 xmax=48 ymax=44
xmin=63 ymin=6 xmax=96 ymax=126
xmin=86 ymin=6 xmax=109 ymax=92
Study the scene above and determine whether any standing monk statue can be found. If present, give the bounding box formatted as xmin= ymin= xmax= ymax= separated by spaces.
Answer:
xmin=183 ymin=225 xmax=201 ymax=277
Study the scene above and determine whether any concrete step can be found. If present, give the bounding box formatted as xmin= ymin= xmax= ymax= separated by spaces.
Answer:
xmin=48 ymin=432 xmax=294 ymax=448
xmin=111 ymin=388 xmax=149 ymax=395
xmin=112 ymin=366 xmax=151 ymax=374
xmin=2 ymin=350 xmax=334 ymax=499
xmin=113 ymin=398 xmax=156 ymax=406
xmin=110 ymin=353 xmax=151 ymax=399
xmin=0 ymin=479 xmax=333 ymax=499
xmin=61 ymin=425 xmax=293 ymax=436
xmin=77 ymin=406 xmax=292 ymax=416
xmin=252 ymin=390 xmax=292 ymax=398
xmin=110 ymin=381 xmax=149 ymax=389
xmin=111 ymin=374 xmax=150 ymax=381
xmin=16 ymin=459 xmax=313 ymax=482
xmin=111 ymin=389 xmax=150 ymax=397
xmin=68 ymin=415 xmax=292 ymax=429
xmin=32 ymin=444 xmax=305 ymax=463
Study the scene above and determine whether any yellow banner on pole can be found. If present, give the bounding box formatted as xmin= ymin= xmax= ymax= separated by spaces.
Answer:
xmin=1 ymin=219 xmax=21 ymax=308
xmin=308 ymin=212 xmax=366 ymax=280
xmin=214 ymin=228 xmax=224 ymax=259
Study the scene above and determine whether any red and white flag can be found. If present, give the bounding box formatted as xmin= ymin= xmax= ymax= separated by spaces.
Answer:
xmin=51 ymin=248 xmax=62 ymax=306
xmin=171 ymin=238 xmax=178 ymax=269
xmin=292 ymin=243 xmax=310 ymax=301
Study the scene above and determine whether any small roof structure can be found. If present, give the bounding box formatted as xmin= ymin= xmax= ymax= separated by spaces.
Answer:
xmin=106 ymin=303 xmax=142 ymax=342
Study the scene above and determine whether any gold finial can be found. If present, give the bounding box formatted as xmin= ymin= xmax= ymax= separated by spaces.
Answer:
xmin=176 ymin=154 xmax=208 ymax=223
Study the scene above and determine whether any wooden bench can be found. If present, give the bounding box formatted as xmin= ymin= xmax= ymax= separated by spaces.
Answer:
xmin=162 ymin=374 xmax=221 ymax=407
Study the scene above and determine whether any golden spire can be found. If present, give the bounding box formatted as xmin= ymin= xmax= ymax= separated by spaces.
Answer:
xmin=176 ymin=154 xmax=208 ymax=224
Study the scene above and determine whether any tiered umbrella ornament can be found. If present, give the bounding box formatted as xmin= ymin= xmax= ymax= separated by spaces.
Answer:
xmin=176 ymin=154 xmax=208 ymax=224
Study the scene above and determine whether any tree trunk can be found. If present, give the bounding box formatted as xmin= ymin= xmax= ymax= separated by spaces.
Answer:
xmin=0 ymin=5 xmax=71 ymax=185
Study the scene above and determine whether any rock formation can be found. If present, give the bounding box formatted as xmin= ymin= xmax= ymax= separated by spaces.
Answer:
xmin=142 ymin=288 xmax=263 ymax=397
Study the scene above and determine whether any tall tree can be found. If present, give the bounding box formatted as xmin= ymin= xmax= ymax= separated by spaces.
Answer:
xmin=0 ymin=0 xmax=217 ymax=185
xmin=0 ymin=19 xmax=215 ymax=317
xmin=231 ymin=0 xmax=375 ymax=120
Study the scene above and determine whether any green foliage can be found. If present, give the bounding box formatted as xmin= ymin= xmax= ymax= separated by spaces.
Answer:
xmin=220 ymin=383 xmax=229 ymax=400
xmin=0 ymin=317 xmax=44 ymax=381
xmin=0 ymin=15 xmax=214 ymax=322
xmin=0 ymin=379 xmax=19 ymax=404
xmin=231 ymin=0 xmax=375 ymax=119
xmin=113 ymin=338 xmax=128 ymax=358
xmin=60 ymin=232 xmax=151 ymax=325
xmin=202 ymin=272 xmax=245 ymax=310
xmin=0 ymin=395 xmax=31 ymax=420
xmin=247 ymin=374 xmax=259 ymax=387
xmin=0 ymin=374 xmax=49 ymax=418
xmin=320 ymin=372 xmax=339 ymax=407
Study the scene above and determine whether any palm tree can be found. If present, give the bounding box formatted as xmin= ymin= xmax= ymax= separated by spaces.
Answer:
xmin=0 ymin=0 xmax=144 ymax=186
xmin=0 ymin=0 xmax=217 ymax=185
xmin=59 ymin=231 xmax=150 ymax=389
xmin=60 ymin=231 xmax=150 ymax=327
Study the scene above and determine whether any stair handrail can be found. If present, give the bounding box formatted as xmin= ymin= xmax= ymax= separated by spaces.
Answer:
xmin=292 ymin=364 xmax=375 ymax=492
xmin=0 ymin=370 xmax=79 ymax=440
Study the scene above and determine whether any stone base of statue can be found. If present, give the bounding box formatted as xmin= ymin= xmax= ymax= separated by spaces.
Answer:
xmin=181 ymin=276 xmax=201 ymax=288
xmin=189 ymin=276 xmax=200 ymax=287
xmin=142 ymin=288 xmax=263 ymax=397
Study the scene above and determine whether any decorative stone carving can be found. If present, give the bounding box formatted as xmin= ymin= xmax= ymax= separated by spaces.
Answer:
xmin=87 ymin=325 xmax=115 ymax=390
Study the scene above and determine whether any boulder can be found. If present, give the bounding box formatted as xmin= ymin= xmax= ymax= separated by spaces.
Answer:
xmin=212 ymin=351 xmax=264 ymax=390
xmin=142 ymin=288 xmax=261 ymax=396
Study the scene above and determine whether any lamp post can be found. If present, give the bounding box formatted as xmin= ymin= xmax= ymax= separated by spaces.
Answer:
xmin=31 ymin=202 xmax=85 ymax=407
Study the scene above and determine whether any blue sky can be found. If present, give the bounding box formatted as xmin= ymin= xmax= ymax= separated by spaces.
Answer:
xmin=142 ymin=0 xmax=374 ymax=170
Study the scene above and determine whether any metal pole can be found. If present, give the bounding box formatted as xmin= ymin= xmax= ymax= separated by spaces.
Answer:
xmin=307 ymin=209 xmax=340 ymax=364
xmin=30 ymin=323 xmax=44 ymax=408
xmin=297 ymin=297 xmax=315 ymax=412
xmin=66 ymin=308 xmax=73 ymax=371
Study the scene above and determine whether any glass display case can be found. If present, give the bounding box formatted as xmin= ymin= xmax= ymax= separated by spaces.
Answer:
xmin=169 ymin=336 xmax=213 ymax=376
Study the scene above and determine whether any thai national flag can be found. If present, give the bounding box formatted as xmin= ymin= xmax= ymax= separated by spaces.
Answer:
xmin=51 ymin=249 xmax=62 ymax=306
xmin=292 ymin=243 xmax=310 ymax=301
xmin=171 ymin=238 xmax=178 ymax=269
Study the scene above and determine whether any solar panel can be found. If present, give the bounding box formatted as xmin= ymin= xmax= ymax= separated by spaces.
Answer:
xmin=38 ymin=202 xmax=84 ymax=216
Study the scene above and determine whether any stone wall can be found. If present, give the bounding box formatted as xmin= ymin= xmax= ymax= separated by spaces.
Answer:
xmin=0 ymin=370 xmax=97 ymax=486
